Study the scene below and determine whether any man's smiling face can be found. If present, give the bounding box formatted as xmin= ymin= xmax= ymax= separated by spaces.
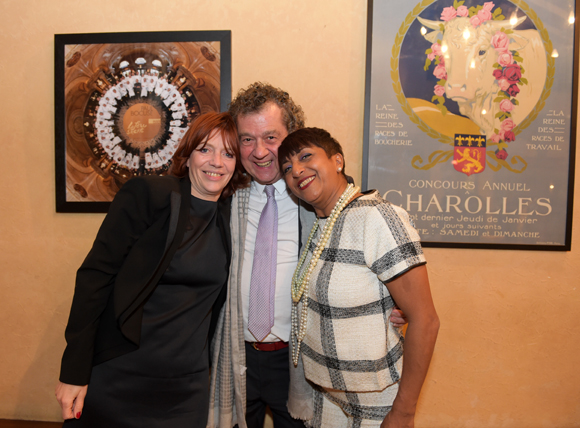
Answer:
xmin=237 ymin=102 xmax=289 ymax=185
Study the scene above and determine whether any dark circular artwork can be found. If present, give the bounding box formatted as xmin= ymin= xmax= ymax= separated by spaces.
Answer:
xmin=63 ymin=42 xmax=222 ymax=202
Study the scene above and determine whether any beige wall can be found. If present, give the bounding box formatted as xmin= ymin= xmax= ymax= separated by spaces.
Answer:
xmin=1 ymin=0 xmax=579 ymax=426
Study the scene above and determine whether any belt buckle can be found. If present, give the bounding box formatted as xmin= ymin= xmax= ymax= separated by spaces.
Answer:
xmin=252 ymin=342 xmax=261 ymax=351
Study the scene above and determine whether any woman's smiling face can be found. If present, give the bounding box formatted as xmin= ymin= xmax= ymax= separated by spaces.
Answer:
xmin=281 ymin=144 xmax=346 ymax=217
xmin=186 ymin=131 xmax=236 ymax=201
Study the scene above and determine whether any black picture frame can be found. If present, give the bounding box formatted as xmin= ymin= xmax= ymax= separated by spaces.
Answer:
xmin=362 ymin=0 xmax=578 ymax=250
xmin=55 ymin=30 xmax=231 ymax=213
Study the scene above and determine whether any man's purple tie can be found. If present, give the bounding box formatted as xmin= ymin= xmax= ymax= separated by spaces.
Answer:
xmin=248 ymin=185 xmax=278 ymax=341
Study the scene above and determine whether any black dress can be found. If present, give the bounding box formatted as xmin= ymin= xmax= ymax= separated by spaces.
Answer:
xmin=65 ymin=195 xmax=227 ymax=428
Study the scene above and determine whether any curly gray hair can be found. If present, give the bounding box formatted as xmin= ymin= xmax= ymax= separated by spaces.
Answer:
xmin=228 ymin=82 xmax=305 ymax=133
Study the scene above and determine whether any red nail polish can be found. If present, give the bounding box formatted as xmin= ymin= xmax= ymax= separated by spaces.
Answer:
xmin=76 ymin=412 xmax=81 ymax=419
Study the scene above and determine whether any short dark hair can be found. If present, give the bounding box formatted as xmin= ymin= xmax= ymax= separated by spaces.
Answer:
xmin=171 ymin=112 xmax=249 ymax=198
xmin=278 ymin=127 xmax=346 ymax=176
xmin=228 ymin=82 xmax=305 ymax=133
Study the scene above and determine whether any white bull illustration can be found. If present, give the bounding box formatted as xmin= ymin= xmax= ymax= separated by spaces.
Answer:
xmin=417 ymin=14 xmax=547 ymax=138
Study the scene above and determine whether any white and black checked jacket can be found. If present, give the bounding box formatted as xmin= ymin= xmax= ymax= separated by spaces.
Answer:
xmin=299 ymin=190 xmax=426 ymax=392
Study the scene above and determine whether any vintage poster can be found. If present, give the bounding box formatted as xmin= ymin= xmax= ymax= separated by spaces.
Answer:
xmin=363 ymin=0 xmax=577 ymax=249
xmin=55 ymin=31 xmax=231 ymax=212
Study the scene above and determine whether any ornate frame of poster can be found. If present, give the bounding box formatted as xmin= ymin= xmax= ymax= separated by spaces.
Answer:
xmin=55 ymin=31 xmax=231 ymax=213
xmin=362 ymin=0 xmax=579 ymax=250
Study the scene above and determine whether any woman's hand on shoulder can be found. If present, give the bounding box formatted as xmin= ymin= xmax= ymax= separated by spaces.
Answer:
xmin=55 ymin=381 xmax=88 ymax=420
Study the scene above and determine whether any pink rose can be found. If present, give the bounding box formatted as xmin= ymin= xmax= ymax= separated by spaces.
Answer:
xmin=493 ymin=69 xmax=504 ymax=80
xmin=497 ymin=51 xmax=513 ymax=67
xmin=491 ymin=31 xmax=510 ymax=52
xmin=470 ymin=15 xmax=483 ymax=27
xmin=501 ymin=118 xmax=515 ymax=131
xmin=504 ymin=64 xmax=522 ymax=83
xmin=431 ymin=43 xmax=442 ymax=56
xmin=490 ymin=133 xmax=501 ymax=143
xmin=504 ymin=131 xmax=516 ymax=142
xmin=433 ymin=64 xmax=447 ymax=79
xmin=478 ymin=8 xmax=493 ymax=22
xmin=499 ymin=99 xmax=514 ymax=112
xmin=483 ymin=2 xmax=495 ymax=12
xmin=441 ymin=6 xmax=457 ymax=21
xmin=427 ymin=52 xmax=436 ymax=61
xmin=498 ymin=78 xmax=510 ymax=91
xmin=434 ymin=84 xmax=446 ymax=96
xmin=495 ymin=149 xmax=508 ymax=160
xmin=457 ymin=5 xmax=469 ymax=17
xmin=507 ymin=84 xmax=520 ymax=97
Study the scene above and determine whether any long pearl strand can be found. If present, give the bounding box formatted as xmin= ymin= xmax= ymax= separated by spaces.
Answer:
xmin=291 ymin=183 xmax=360 ymax=366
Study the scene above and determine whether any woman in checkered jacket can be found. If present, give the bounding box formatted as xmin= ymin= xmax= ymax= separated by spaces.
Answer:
xmin=278 ymin=127 xmax=439 ymax=428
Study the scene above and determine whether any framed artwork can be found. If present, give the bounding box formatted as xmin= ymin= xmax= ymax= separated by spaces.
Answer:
xmin=55 ymin=31 xmax=231 ymax=213
xmin=362 ymin=0 xmax=578 ymax=250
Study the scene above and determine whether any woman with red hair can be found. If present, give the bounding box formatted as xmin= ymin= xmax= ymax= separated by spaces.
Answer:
xmin=56 ymin=112 xmax=249 ymax=427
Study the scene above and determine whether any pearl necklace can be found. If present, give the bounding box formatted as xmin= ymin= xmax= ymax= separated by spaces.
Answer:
xmin=291 ymin=183 xmax=360 ymax=366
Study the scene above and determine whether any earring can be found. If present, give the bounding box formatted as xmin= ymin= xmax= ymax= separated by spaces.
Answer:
xmin=337 ymin=167 xmax=342 ymax=172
